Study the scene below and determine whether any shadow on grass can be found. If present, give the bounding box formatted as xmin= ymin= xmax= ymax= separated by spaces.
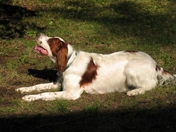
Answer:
xmin=1 ymin=1 xmax=175 ymax=44
xmin=48 ymin=1 xmax=176 ymax=46
xmin=0 ymin=106 xmax=176 ymax=131
xmin=0 ymin=3 xmax=44 ymax=39
xmin=28 ymin=69 xmax=58 ymax=82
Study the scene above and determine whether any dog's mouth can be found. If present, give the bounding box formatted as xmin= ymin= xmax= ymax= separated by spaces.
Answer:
xmin=34 ymin=46 xmax=48 ymax=55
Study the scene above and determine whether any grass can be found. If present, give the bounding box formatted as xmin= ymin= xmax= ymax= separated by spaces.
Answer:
xmin=0 ymin=0 xmax=176 ymax=131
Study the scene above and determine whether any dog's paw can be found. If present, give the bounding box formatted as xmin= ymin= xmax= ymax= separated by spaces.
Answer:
xmin=16 ymin=87 xmax=27 ymax=93
xmin=16 ymin=87 xmax=33 ymax=93
xmin=22 ymin=95 xmax=55 ymax=101
xmin=22 ymin=95 xmax=39 ymax=102
xmin=127 ymin=89 xmax=145 ymax=96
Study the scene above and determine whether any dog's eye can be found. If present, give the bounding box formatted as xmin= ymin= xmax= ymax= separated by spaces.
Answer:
xmin=39 ymin=41 xmax=42 ymax=44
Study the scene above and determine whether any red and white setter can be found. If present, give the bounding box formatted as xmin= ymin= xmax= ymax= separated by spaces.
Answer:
xmin=16 ymin=33 xmax=176 ymax=101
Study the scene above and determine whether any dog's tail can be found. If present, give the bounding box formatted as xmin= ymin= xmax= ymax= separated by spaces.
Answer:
xmin=156 ymin=65 xmax=176 ymax=85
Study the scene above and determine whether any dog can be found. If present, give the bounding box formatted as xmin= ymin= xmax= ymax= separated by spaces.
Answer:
xmin=16 ymin=33 xmax=176 ymax=101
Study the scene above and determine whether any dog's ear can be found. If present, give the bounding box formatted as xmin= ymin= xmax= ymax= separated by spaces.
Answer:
xmin=56 ymin=41 xmax=68 ymax=74
xmin=48 ymin=38 xmax=68 ymax=74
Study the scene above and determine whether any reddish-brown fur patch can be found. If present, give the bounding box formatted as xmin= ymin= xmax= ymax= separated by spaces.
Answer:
xmin=48 ymin=38 xmax=68 ymax=73
xmin=79 ymin=58 xmax=98 ymax=87
xmin=156 ymin=65 xmax=173 ymax=76
xmin=162 ymin=69 xmax=172 ymax=75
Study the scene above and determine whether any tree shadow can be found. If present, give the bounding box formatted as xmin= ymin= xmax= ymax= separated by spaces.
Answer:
xmin=48 ymin=1 xmax=176 ymax=46
xmin=0 ymin=105 xmax=176 ymax=131
xmin=109 ymin=2 xmax=176 ymax=45
xmin=0 ymin=3 xmax=44 ymax=39
xmin=1 ymin=1 xmax=175 ymax=44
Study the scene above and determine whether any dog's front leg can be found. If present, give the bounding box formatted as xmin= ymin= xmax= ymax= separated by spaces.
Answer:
xmin=16 ymin=82 xmax=60 ymax=93
xmin=22 ymin=90 xmax=83 ymax=101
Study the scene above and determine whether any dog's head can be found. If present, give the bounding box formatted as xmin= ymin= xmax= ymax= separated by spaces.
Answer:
xmin=35 ymin=33 xmax=68 ymax=73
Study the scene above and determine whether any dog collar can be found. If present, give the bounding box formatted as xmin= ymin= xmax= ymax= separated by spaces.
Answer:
xmin=57 ymin=51 xmax=78 ymax=76
xmin=67 ymin=51 xmax=77 ymax=68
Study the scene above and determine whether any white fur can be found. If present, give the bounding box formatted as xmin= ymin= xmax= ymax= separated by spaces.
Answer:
xmin=16 ymin=34 xmax=175 ymax=101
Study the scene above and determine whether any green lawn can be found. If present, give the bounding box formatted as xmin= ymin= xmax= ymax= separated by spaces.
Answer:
xmin=0 ymin=0 xmax=176 ymax=131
